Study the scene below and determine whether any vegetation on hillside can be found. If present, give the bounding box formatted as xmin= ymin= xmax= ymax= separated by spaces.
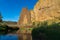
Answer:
xmin=0 ymin=13 xmax=19 ymax=35
xmin=0 ymin=23 xmax=19 ymax=35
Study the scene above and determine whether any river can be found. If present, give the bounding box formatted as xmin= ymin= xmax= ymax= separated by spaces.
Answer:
xmin=0 ymin=34 xmax=18 ymax=40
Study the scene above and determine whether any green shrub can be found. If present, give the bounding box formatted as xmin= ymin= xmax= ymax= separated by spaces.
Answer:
xmin=0 ymin=24 xmax=8 ymax=35
xmin=8 ymin=27 xmax=19 ymax=32
xmin=32 ymin=21 xmax=60 ymax=40
xmin=0 ymin=24 xmax=19 ymax=34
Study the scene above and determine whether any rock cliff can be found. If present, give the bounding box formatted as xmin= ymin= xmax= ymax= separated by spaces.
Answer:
xmin=17 ymin=8 xmax=31 ymax=27
xmin=34 ymin=0 xmax=60 ymax=22
xmin=18 ymin=0 xmax=60 ymax=27
xmin=17 ymin=0 xmax=60 ymax=40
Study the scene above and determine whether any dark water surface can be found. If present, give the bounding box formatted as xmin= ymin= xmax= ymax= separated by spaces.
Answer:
xmin=0 ymin=34 xmax=18 ymax=40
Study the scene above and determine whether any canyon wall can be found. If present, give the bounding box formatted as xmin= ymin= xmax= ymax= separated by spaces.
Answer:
xmin=34 ymin=0 xmax=60 ymax=22
xmin=17 ymin=0 xmax=60 ymax=40
xmin=18 ymin=0 xmax=60 ymax=27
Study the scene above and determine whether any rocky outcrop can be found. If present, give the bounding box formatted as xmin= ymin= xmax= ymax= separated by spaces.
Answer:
xmin=17 ymin=0 xmax=60 ymax=40
xmin=17 ymin=8 xmax=31 ymax=27
xmin=34 ymin=0 xmax=60 ymax=22
xmin=18 ymin=0 xmax=60 ymax=27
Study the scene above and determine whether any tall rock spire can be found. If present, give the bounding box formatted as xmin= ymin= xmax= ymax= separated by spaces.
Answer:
xmin=17 ymin=8 xmax=31 ymax=26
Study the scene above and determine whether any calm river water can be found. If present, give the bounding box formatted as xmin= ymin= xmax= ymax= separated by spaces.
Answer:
xmin=0 ymin=34 xmax=18 ymax=40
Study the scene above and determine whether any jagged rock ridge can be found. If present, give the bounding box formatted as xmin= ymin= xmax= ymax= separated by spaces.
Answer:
xmin=18 ymin=0 xmax=60 ymax=27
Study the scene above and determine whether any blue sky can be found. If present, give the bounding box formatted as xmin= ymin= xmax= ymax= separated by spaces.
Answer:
xmin=0 ymin=0 xmax=38 ymax=22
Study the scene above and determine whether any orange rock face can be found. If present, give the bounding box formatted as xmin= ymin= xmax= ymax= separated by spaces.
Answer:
xmin=17 ymin=8 xmax=31 ymax=27
xmin=18 ymin=0 xmax=60 ymax=27
xmin=34 ymin=0 xmax=60 ymax=22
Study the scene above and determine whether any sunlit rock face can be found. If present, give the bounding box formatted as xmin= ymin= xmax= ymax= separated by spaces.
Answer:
xmin=18 ymin=0 xmax=60 ymax=27
xmin=34 ymin=0 xmax=60 ymax=22
xmin=17 ymin=8 xmax=31 ymax=27
xmin=30 ymin=10 xmax=35 ymax=23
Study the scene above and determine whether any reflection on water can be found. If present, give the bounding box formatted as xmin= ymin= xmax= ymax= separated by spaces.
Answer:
xmin=0 ymin=34 xmax=18 ymax=40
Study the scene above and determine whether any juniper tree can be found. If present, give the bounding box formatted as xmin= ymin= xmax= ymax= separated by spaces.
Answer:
xmin=0 ymin=12 xmax=2 ymax=22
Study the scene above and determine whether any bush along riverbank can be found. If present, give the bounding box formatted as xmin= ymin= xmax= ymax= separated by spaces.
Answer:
xmin=0 ymin=23 xmax=19 ymax=35
xmin=32 ymin=20 xmax=60 ymax=40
